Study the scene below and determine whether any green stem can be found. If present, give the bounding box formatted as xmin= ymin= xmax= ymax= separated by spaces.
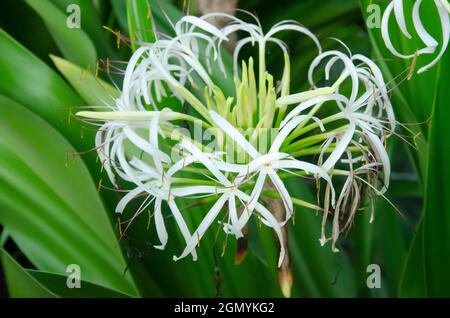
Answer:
xmin=282 ymin=125 xmax=349 ymax=153
xmin=262 ymin=190 xmax=322 ymax=211
xmin=258 ymin=41 xmax=266 ymax=119
xmin=284 ymin=72 xmax=348 ymax=144
xmin=291 ymin=145 xmax=364 ymax=158
xmin=285 ymin=113 xmax=343 ymax=145
xmin=174 ymin=85 xmax=212 ymax=123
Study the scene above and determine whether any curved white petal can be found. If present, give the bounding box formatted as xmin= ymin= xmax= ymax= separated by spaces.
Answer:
xmin=271 ymin=115 xmax=324 ymax=153
xmin=116 ymin=186 xmax=146 ymax=213
xmin=267 ymin=171 xmax=294 ymax=221
xmin=278 ymin=158 xmax=336 ymax=206
xmin=168 ymin=200 xmax=197 ymax=260
xmin=180 ymin=138 xmax=231 ymax=186
xmin=265 ymin=23 xmax=321 ymax=53
xmin=209 ymin=110 xmax=259 ymax=159
xmin=153 ymin=198 xmax=169 ymax=250
xmin=177 ymin=15 xmax=228 ymax=41
xmin=173 ymin=193 xmax=230 ymax=262
xmin=365 ymin=130 xmax=391 ymax=193
xmin=381 ymin=1 xmax=416 ymax=59
xmin=235 ymin=190 xmax=285 ymax=267
xmin=276 ymin=87 xmax=335 ymax=106
xmin=393 ymin=0 xmax=412 ymax=39
xmin=418 ymin=1 xmax=450 ymax=73
xmin=280 ymin=94 xmax=348 ymax=128
xmin=123 ymin=126 xmax=170 ymax=164
xmin=413 ymin=0 xmax=439 ymax=54
xmin=322 ymin=120 xmax=356 ymax=172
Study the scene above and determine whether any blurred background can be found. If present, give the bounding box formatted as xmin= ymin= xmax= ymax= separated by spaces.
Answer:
xmin=0 ymin=0 xmax=448 ymax=298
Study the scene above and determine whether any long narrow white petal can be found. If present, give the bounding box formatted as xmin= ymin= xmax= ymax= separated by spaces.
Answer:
xmin=180 ymin=138 xmax=231 ymax=186
xmin=267 ymin=171 xmax=293 ymax=222
xmin=413 ymin=0 xmax=438 ymax=54
xmin=246 ymin=171 xmax=267 ymax=214
xmin=276 ymin=87 xmax=335 ymax=105
xmin=418 ymin=1 xmax=450 ymax=73
xmin=393 ymin=0 xmax=412 ymax=39
xmin=236 ymin=190 xmax=285 ymax=267
xmin=227 ymin=193 xmax=243 ymax=238
xmin=278 ymin=158 xmax=336 ymax=206
xmin=265 ymin=23 xmax=321 ymax=53
xmin=116 ymin=186 xmax=146 ymax=213
xmin=171 ymin=186 xmax=217 ymax=197
xmin=381 ymin=1 xmax=416 ymax=59
xmin=244 ymin=153 xmax=290 ymax=175
xmin=168 ymin=200 xmax=197 ymax=260
xmin=271 ymin=115 xmax=324 ymax=153
xmin=123 ymin=126 xmax=170 ymax=164
xmin=322 ymin=120 xmax=356 ymax=172
xmin=352 ymin=54 xmax=396 ymax=133
xmin=308 ymin=51 xmax=360 ymax=104
xmin=173 ymin=193 xmax=230 ymax=261
xmin=154 ymin=198 xmax=168 ymax=250
xmin=280 ymin=94 xmax=348 ymax=128
xmin=178 ymin=15 xmax=228 ymax=41
xmin=129 ymin=157 xmax=161 ymax=179
xmin=364 ymin=130 xmax=391 ymax=193
xmin=209 ymin=110 xmax=259 ymax=159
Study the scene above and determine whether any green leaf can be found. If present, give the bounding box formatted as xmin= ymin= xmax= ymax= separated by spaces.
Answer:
xmin=0 ymin=95 xmax=138 ymax=296
xmin=28 ymin=270 xmax=131 ymax=298
xmin=422 ymin=50 xmax=450 ymax=297
xmin=284 ymin=179 xmax=357 ymax=297
xmin=1 ymin=249 xmax=56 ymax=298
xmin=110 ymin=0 xmax=130 ymax=35
xmin=51 ymin=55 xmax=120 ymax=106
xmin=360 ymin=0 xmax=450 ymax=297
xmin=48 ymin=0 xmax=116 ymax=58
xmin=127 ymin=0 xmax=157 ymax=51
xmin=360 ymin=0 xmax=431 ymax=182
xmin=0 ymin=29 xmax=94 ymax=155
xmin=399 ymin=222 xmax=427 ymax=297
xmin=1 ymin=248 xmax=131 ymax=298
xmin=24 ymin=0 xmax=97 ymax=68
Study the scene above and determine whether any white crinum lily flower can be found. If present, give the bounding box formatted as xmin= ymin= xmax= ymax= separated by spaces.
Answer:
xmin=276 ymin=48 xmax=395 ymax=252
xmin=280 ymin=49 xmax=394 ymax=194
xmin=76 ymin=10 xmax=398 ymax=279
xmin=381 ymin=0 xmax=450 ymax=73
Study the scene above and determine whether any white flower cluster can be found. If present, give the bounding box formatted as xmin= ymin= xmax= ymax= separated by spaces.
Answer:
xmin=78 ymin=12 xmax=397 ymax=266
xmin=381 ymin=0 xmax=449 ymax=73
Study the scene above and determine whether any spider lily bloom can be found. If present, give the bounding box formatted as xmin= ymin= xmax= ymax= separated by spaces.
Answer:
xmin=381 ymin=0 xmax=450 ymax=73
xmin=277 ymin=48 xmax=395 ymax=251
xmin=75 ymin=11 xmax=396 ymax=291
xmin=77 ymin=12 xmax=329 ymax=266
xmin=282 ymin=49 xmax=394 ymax=190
